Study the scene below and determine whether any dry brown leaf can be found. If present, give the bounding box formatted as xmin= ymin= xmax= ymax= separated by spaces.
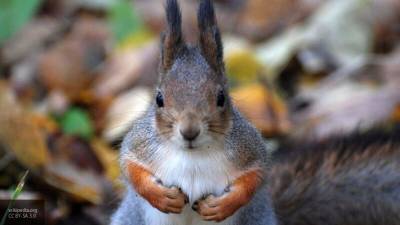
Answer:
xmin=1 ymin=18 xmax=63 ymax=64
xmin=0 ymin=82 xmax=107 ymax=204
xmin=0 ymin=82 xmax=51 ymax=169
xmin=290 ymin=50 xmax=400 ymax=140
xmin=390 ymin=104 xmax=400 ymax=123
xmin=38 ymin=17 xmax=109 ymax=101
xmin=237 ymin=0 xmax=322 ymax=41
xmin=91 ymin=139 xmax=121 ymax=189
xmin=231 ymin=83 xmax=291 ymax=136
xmin=94 ymin=41 xmax=158 ymax=98
xmin=43 ymin=134 xmax=110 ymax=204
xmin=102 ymin=87 xmax=152 ymax=142
xmin=45 ymin=162 xmax=103 ymax=204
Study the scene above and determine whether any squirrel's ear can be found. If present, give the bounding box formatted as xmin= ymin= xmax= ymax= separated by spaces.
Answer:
xmin=160 ymin=0 xmax=184 ymax=72
xmin=198 ymin=0 xmax=224 ymax=72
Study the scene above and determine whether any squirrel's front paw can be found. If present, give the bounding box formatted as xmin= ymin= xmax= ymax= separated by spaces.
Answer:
xmin=144 ymin=179 xmax=188 ymax=214
xmin=192 ymin=189 xmax=245 ymax=222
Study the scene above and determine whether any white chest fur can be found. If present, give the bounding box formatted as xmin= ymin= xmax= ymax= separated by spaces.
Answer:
xmin=143 ymin=142 xmax=238 ymax=225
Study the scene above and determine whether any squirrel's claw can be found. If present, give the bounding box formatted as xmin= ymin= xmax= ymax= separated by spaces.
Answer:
xmin=146 ymin=181 xmax=188 ymax=214
xmin=193 ymin=192 xmax=243 ymax=222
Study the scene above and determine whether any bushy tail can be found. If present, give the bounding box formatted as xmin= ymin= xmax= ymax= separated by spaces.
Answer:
xmin=268 ymin=129 xmax=400 ymax=225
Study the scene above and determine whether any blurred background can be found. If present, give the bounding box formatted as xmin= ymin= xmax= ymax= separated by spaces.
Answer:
xmin=0 ymin=0 xmax=399 ymax=224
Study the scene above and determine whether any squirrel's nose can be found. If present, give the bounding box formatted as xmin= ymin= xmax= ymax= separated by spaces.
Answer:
xmin=180 ymin=128 xmax=200 ymax=141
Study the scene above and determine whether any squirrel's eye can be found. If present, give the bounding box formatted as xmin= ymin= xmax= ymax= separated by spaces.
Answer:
xmin=217 ymin=90 xmax=225 ymax=107
xmin=156 ymin=92 xmax=164 ymax=107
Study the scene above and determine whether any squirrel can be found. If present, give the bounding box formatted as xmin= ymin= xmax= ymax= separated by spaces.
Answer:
xmin=110 ymin=0 xmax=277 ymax=225
xmin=109 ymin=1 xmax=400 ymax=224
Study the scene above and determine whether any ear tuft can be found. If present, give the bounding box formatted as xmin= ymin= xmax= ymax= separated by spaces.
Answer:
xmin=160 ymin=0 xmax=184 ymax=72
xmin=166 ymin=0 xmax=182 ymax=35
xmin=198 ymin=0 xmax=215 ymax=31
xmin=198 ymin=0 xmax=223 ymax=72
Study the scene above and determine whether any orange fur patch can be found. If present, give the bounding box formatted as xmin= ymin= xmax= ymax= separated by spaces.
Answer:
xmin=196 ymin=168 xmax=263 ymax=222
xmin=126 ymin=160 xmax=187 ymax=213
xmin=126 ymin=161 xmax=159 ymax=203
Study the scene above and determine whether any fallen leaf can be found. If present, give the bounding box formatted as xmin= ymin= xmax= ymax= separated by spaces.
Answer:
xmin=38 ymin=17 xmax=109 ymax=100
xmin=102 ymin=87 xmax=152 ymax=142
xmin=225 ymin=48 xmax=263 ymax=85
xmin=45 ymin=161 xmax=104 ymax=204
xmin=237 ymin=0 xmax=321 ymax=41
xmin=231 ymin=83 xmax=291 ymax=136
xmin=94 ymin=41 xmax=158 ymax=98
xmin=0 ymin=82 xmax=50 ymax=169
xmin=90 ymin=139 xmax=121 ymax=188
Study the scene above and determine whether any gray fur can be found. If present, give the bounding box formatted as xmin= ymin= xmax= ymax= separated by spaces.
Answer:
xmin=226 ymin=109 xmax=270 ymax=170
xmin=110 ymin=189 xmax=145 ymax=225
xmin=111 ymin=185 xmax=277 ymax=225
xmin=269 ymin=133 xmax=400 ymax=225
xmin=234 ymin=185 xmax=278 ymax=225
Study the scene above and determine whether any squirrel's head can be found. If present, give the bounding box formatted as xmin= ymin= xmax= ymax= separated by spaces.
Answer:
xmin=155 ymin=0 xmax=231 ymax=150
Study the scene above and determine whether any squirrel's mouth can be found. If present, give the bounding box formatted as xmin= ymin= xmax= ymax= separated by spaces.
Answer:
xmin=187 ymin=142 xmax=195 ymax=149
xmin=185 ymin=141 xmax=199 ymax=150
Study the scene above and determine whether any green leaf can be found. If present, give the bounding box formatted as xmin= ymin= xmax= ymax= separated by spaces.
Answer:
xmin=0 ymin=0 xmax=42 ymax=44
xmin=60 ymin=107 xmax=94 ymax=140
xmin=107 ymin=0 xmax=143 ymax=43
